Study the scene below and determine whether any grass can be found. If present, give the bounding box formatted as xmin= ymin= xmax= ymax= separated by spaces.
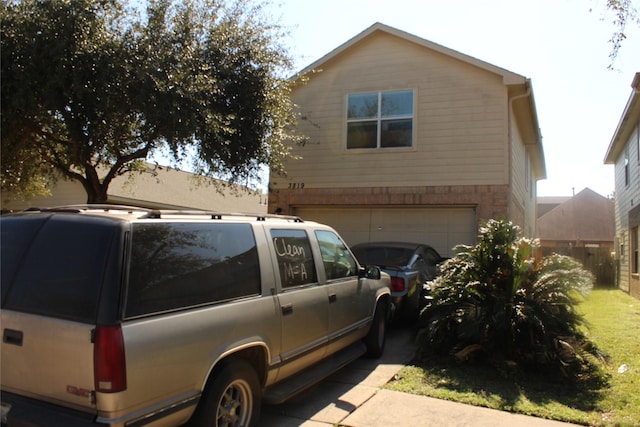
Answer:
xmin=385 ymin=289 xmax=640 ymax=426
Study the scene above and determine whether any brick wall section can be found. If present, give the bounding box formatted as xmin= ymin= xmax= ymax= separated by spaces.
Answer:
xmin=269 ymin=184 xmax=510 ymax=224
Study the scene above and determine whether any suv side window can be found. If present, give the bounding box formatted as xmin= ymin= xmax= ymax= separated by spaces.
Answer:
xmin=315 ymin=230 xmax=357 ymax=280
xmin=2 ymin=215 xmax=117 ymax=323
xmin=270 ymin=229 xmax=318 ymax=288
xmin=126 ymin=222 xmax=260 ymax=317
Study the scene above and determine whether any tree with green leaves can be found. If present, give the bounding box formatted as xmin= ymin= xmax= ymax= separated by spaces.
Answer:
xmin=417 ymin=219 xmax=606 ymax=383
xmin=1 ymin=0 xmax=299 ymax=203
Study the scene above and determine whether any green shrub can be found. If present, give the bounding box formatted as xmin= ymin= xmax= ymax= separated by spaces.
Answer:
xmin=417 ymin=219 xmax=606 ymax=383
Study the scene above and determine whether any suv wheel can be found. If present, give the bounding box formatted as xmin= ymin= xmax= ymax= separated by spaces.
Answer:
xmin=191 ymin=360 xmax=261 ymax=427
xmin=364 ymin=302 xmax=387 ymax=358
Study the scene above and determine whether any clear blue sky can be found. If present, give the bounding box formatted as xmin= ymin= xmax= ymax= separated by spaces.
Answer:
xmin=266 ymin=0 xmax=640 ymax=198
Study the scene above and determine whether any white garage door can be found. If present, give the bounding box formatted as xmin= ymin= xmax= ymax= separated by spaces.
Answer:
xmin=293 ymin=206 xmax=477 ymax=258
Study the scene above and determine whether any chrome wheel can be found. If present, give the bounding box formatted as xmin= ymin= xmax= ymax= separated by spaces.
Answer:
xmin=216 ymin=378 xmax=253 ymax=427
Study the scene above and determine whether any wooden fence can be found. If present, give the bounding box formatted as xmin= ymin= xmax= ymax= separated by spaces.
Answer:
xmin=538 ymin=247 xmax=615 ymax=287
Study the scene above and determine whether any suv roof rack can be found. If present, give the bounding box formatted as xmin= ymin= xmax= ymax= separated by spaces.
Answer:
xmin=141 ymin=210 xmax=304 ymax=222
xmin=21 ymin=205 xmax=304 ymax=223
xmin=41 ymin=204 xmax=154 ymax=214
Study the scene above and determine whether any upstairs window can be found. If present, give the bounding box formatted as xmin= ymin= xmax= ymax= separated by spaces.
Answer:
xmin=624 ymin=144 xmax=630 ymax=187
xmin=347 ymin=89 xmax=414 ymax=149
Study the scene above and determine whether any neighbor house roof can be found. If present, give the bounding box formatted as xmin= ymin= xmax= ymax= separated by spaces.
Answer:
xmin=292 ymin=22 xmax=546 ymax=179
xmin=537 ymin=196 xmax=571 ymax=218
xmin=537 ymin=188 xmax=614 ymax=243
xmin=1 ymin=163 xmax=268 ymax=214
xmin=604 ymin=72 xmax=640 ymax=164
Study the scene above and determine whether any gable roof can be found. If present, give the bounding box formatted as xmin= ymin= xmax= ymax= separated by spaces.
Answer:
xmin=537 ymin=188 xmax=614 ymax=242
xmin=295 ymin=22 xmax=526 ymax=85
xmin=604 ymin=72 xmax=640 ymax=164
xmin=292 ymin=22 xmax=546 ymax=179
xmin=537 ymin=196 xmax=571 ymax=218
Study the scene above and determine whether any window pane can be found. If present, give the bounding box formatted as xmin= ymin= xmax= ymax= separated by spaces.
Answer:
xmin=315 ymin=230 xmax=357 ymax=280
xmin=381 ymin=90 xmax=413 ymax=118
xmin=381 ymin=119 xmax=412 ymax=147
xmin=347 ymin=93 xmax=378 ymax=119
xmin=271 ymin=229 xmax=318 ymax=287
xmin=126 ymin=223 xmax=260 ymax=317
xmin=347 ymin=121 xmax=378 ymax=149
xmin=1 ymin=216 xmax=49 ymax=300
xmin=3 ymin=216 xmax=116 ymax=323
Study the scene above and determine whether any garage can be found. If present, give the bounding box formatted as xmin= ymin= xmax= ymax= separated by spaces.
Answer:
xmin=293 ymin=206 xmax=477 ymax=257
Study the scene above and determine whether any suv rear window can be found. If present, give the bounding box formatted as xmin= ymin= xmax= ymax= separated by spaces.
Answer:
xmin=1 ymin=215 xmax=118 ymax=323
xmin=126 ymin=222 xmax=260 ymax=317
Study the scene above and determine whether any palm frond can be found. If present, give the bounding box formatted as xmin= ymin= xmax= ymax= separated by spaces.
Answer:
xmin=417 ymin=219 xmax=605 ymax=383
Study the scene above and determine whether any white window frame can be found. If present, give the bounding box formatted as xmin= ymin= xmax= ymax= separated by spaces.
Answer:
xmin=346 ymin=89 xmax=415 ymax=150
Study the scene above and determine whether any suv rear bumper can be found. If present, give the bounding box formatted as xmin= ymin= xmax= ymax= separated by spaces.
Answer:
xmin=1 ymin=392 xmax=101 ymax=427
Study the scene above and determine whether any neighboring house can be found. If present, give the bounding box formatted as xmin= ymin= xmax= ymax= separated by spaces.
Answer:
xmin=537 ymin=188 xmax=614 ymax=250
xmin=536 ymin=188 xmax=615 ymax=285
xmin=1 ymin=163 xmax=268 ymax=214
xmin=537 ymin=196 xmax=570 ymax=218
xmin=269 ymin=23 xmax=546 ymax=257
xmin=604 ymin=72 xmax=640 ymax=299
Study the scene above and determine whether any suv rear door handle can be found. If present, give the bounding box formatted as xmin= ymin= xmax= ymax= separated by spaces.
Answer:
xmin=328 ymin=293 xmax=337 ymax=303
xmin=3 ymin=329 xmax=23 ymax=346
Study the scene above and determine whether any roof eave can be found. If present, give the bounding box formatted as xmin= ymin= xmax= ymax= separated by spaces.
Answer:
xmin=604 ymin=72 xmax=640 ymax=164
xmin=291 ymin=22 xmax=527 ymax=86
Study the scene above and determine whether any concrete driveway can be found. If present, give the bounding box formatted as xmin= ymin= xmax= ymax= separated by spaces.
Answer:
xmin=260 ymin=325 xmax=415 ymax=426
xmin=260 ymin=326 xmax=579 ymax=427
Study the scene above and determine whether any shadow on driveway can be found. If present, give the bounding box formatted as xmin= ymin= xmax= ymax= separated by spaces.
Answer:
xmin=260 ymin=326 xmax=416 ymax=426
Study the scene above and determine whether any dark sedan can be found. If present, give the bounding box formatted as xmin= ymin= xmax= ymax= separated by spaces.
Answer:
xmin=351 ymin=242 xmax=445 ymax=322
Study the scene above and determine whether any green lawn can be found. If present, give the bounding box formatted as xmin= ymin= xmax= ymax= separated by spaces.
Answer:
xmin=385 ymin=289 xmax=640 ymax=426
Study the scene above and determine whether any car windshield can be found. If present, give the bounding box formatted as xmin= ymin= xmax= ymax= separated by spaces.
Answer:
xmin=353 ymin=246 xmax=414 ymax=267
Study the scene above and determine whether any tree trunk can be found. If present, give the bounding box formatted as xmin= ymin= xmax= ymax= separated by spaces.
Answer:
xmin=85 ymin=188 xmax=109 ymax=204
xmin=81 ymin=168 xmax=109 ymax=204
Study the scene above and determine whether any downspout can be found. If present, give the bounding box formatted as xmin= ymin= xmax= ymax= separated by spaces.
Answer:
xmin=507 ymin=79 xmax=532 ymax=230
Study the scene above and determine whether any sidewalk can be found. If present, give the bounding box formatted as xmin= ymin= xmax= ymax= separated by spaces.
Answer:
xmin=260 ymin=327 xmax=580 ymax=427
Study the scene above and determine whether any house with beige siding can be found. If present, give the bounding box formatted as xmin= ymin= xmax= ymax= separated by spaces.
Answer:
xmin=604 ymin=72 xmax=640 ymax=299
xmin=269 ymin=23 xmax=546 ymax=256
xmin=1 ymin=163 xmax=268 ymax=214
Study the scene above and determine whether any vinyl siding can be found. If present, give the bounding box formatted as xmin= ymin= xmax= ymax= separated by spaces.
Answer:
xmin=613 ymin=123 xmax=640 ymax=292
xmin=509 ymin=108 xmax=537 ymax=234
xmin=277 ymin=31 xmax=509 ymax=190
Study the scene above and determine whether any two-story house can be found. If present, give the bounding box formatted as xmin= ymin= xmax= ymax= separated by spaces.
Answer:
xmin=269 ymin=23 xmax=545 ymax=257
xmin=604 ymin=72 xmax=640 ymax=299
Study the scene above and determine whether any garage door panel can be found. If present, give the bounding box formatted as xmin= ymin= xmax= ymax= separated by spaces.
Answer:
xmin=293 ymin=207 xmax=476 ymax=258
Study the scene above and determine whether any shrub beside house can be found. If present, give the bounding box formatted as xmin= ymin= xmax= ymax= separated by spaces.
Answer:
xmin=269 ymin=23 xmax=546 ymax=257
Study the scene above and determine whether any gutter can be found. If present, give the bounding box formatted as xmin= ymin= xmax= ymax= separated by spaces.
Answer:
xmin=507 ymin=81 xmax=533 ymax=229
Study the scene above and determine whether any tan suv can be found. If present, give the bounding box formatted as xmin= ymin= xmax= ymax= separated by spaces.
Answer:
xmin=0 ymin=206 xmax=391 ymax=427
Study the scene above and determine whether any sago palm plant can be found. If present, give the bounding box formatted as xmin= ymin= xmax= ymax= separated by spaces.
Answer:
xmin=417 ymin=219 xmax=605 ymax=382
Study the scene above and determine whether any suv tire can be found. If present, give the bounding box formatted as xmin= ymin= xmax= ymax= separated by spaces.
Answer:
xmin=190 ymin=360 xmax=261 ymax=427
xmin=364 ymin=302 xmax=387 ymax=358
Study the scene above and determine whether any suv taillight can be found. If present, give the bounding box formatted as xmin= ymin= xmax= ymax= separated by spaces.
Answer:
xmin=94 ymin=325 xmax=127 ymax=393
xmin=390 ymin=277 xmax=405 ymax=292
